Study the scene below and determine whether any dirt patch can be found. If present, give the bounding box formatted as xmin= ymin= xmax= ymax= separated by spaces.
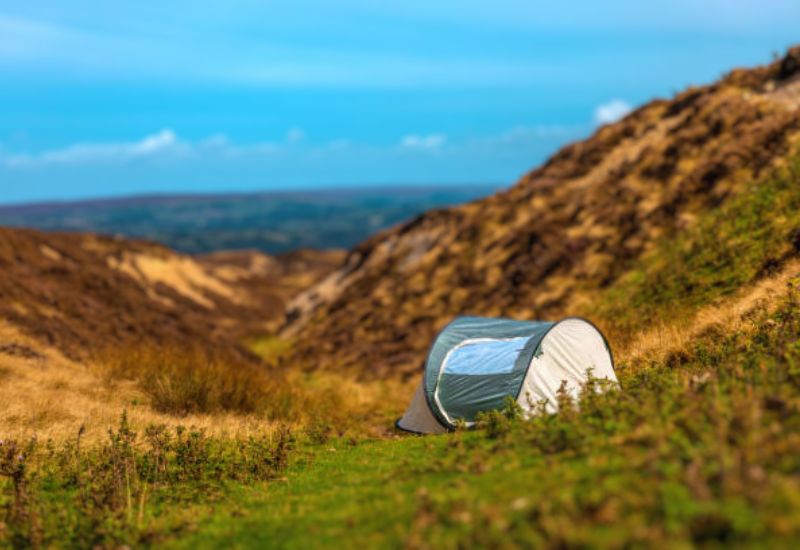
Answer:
xmin=0 ymin=343 xmax=45 ymax=361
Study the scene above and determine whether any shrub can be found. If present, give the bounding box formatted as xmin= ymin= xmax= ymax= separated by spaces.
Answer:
xmin=101 ymin=346 xmax=272 ymax=415
xmin=475 ymin=396 xmax=524 ymax=439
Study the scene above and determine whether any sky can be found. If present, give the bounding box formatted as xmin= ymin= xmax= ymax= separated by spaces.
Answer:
xmin=0 ymin=1 xmax=799 ymax=204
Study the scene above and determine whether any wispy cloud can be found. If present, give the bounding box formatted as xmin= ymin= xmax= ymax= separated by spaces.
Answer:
xmin=286 ymin=127 xmax=305 ymax=143
xmin=0 ymin=121 xmax=589 ymax=203
xmin=0 ymin=128 xmax=321 ymax=168
xmin=400 ymin=133 xmax=447 ymax=151
xmin=4 ymin=129 xmax=182 ymax=166
xmin=594 ymin=99 xmax=632 ymax=126
xmin=0 ymin=123 xmax=584 ymax=170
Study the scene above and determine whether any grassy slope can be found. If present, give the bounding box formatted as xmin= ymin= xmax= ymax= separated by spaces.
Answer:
xmin=173 ymin=294 xmax=800 ymax=548
xmin=594 ymin=154 xmax=800 ymax=341
xmin=167 ymin=156 xmax=800 ymax=548
xmin=5 ymin=154 xmax=800 ymax=548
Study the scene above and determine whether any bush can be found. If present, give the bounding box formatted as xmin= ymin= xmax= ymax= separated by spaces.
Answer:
xmin=98 ymin=344 xmax=398 ymax=438
xmin=101 ymin=346 xmax=272 ymax=415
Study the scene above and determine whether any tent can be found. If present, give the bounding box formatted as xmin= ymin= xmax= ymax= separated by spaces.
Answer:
xmin=397 ymin=316 xmax=617 ymax=434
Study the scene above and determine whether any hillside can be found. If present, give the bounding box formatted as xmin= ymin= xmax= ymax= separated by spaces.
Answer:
xmin=282 ymin=47 xmax=800 ymax=380
xmin=174 ymin=72 xmax=800 ymax=546
xmin=0 ymin=226 xmax=352 ymax=444
xmin=7 ymin=146 xmax=800 ymax=547
xmin=0 ymin=228 xmax=343 ymax=363
xmin=0 ymin=186 xmax=496 ymax=254
xmin=5 ymin=49 xmax=800 ymax=548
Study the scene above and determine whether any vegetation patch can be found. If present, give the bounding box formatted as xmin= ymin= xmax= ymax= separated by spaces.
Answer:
xmin=101 ymin=346 xmax=273 ymax=416
xmin=0 ymin=413 xmax=292 ymax=548
xmin=98 ymin=343 xmax=409 ymax=439
xmin=596 ymin=154 xmax=800 ymax=338
xmin=170 ymin=280 xmax=800 ymax=548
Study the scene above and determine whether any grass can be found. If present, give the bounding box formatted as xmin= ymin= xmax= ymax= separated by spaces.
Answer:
xmin=169 ymin=281 xmax=800 ymax=548
xmin=5 ymin=153 xmax=800 ymax=546
xmin=98 ymin=341 xmax=411 ymax=440
xmin=0 ymin=413 xmax=293 ymax=548
xmin=102 ymin=346 xmax=272 ymax=416
xmin=246 ymin=336 xmax=293 ymax=365
xmin=595 ymin=154 xmax=800 ymax=340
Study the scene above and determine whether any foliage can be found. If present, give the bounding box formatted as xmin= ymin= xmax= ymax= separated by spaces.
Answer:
xmin=6 ymin=138 xmax=800 ymax=548
xmin=99 ymin=343 xmax=406 ymax=440
xmin=475 ymin=396 xmax=524 ymax=439
xmin=0 ymin=413 xmax=292 ymax=548
xmin=102 ymin=346 xmax=273 ymax=416
xmin=597 ymin=155 xmax=800 ymax=336
xmin=169 ymin=282 xmax=800 ymax=548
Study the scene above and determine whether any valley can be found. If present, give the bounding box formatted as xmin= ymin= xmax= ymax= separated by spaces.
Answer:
xmin=2 ymin=47 xmax=800 ymax=548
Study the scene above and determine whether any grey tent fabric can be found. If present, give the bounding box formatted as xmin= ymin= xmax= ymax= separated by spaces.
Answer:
xmin=395 ymin=382 xmax=448 ymax=434
xmin=397 ymin=316 xmax=616 ymax=434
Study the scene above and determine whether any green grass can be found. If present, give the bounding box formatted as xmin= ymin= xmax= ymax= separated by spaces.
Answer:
xmin=596 ymin=155 xmax=800 ymax=334
xmin=7 ymin=156 xmax=800 ymax=548
xmin=0 ymin=415 xmax=293 ymax=548
xmin=167 ymin=283 xmax=800 ymax=548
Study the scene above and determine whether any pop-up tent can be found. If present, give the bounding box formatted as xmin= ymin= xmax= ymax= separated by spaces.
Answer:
xmin=397 ymin=316 xmax=617 ymax=434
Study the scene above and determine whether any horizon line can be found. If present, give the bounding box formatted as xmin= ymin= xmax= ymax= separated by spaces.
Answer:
xmin=0 ymin=181 xmax=506 ymax=211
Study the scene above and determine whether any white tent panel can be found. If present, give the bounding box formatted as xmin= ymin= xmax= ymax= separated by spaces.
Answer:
xmin=517 ymin=318 xmax=616 ymax=414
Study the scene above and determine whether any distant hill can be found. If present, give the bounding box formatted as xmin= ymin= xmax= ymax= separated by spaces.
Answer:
xmin=0 ymin=185 xmax=498 ymax=254
xmin=0 ymin=227 xmax=343 ymax=364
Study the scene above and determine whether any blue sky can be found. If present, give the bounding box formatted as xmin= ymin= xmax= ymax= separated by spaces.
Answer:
xmin=0 ymin=1 xmax=798 ymax=204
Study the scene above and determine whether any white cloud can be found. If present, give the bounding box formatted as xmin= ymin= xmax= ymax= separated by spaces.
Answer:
xmin=400 ymin=133 xmax=447 ymax=151
xmin=286 ymin=127 xmax=305 ymax=143
xmin=132 ymin=129 xmax=178 ymax=154
xmin=196 ymin=134 xmax=284 ymax=157
xmin=198 ymin=134 xmax=231 ymax=149
xmin=594 ymin=99 xmax=632 ymax=126
xmin=3 ymin=129 xmax=182 ymax=166
xmin=1 ymin=123 xmax=579 ymax=172
xmin=0 ymin=129 xmax=303 ymax=168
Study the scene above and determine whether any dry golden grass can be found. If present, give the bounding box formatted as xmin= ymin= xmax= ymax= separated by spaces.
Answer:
xmin=0 ymin=319 xmax=413 ymax=444
xmin=0 ymin=377 xmax=275 ymax=446
xmin=4 ymin=255 xmax=798 ymax=446
xmin=5 ymin=252 xmax=796 ymax=447
xmin=616 ymin=259 xmax=800 ymax=371
xmin=107 ymin=250 xmax=245 ymax=308
xmin=0 ymin=322 xmax=280 ymax=443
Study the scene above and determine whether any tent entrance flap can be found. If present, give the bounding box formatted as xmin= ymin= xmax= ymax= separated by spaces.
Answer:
xmin=396 ymin=382 xmax=447 ymax=434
